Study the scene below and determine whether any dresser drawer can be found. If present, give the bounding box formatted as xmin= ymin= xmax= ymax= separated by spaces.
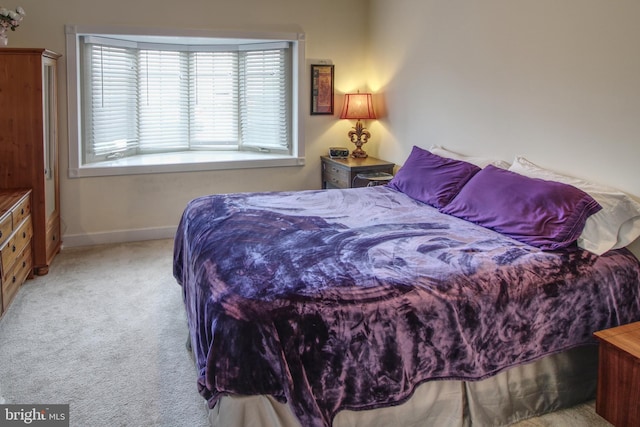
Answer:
xmin=1 ymin=216 xmax=32 ymax=281
xmin=0 ymin=213 xmax=11 ymax=247
xmin=2 ymin=243 xmax=32 ymax=312
xmin=12 ymin=195 xmax=31 ymax=226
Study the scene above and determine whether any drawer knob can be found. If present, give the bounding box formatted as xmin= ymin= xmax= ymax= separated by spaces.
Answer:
xmin=20 ymin=208 xmax=24 ymax=215
xmin=12 ymin=244 xmax=16 ymax=253
xmin=22 ymin=231 xmax=26 ymax=238
xmin=12 ymin=276 xmax=16 ymax=283
xmin=22 ymin=260 xmax=26 ymax=268
xmin=0 ymin=231 xmax=2 ymax=238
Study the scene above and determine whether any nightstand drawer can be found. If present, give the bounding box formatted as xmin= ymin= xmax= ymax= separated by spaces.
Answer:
xmin=324 ymin=164 xmax=350 ymax=188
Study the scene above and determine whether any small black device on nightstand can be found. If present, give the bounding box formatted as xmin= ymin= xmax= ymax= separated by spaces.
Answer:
xmin=329 ymin=147 xmax=350 ymax=159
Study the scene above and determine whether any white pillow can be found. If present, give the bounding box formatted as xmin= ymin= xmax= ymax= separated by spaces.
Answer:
xmin=508 ymin=156 xmax=640 ymax=255
xmin=429 ymin=145 xmax=511 ymax=169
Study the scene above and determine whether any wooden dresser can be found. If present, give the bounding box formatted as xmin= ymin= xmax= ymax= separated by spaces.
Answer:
xmin=593 ymin=321 xmax=640 ymax=427
xmin=0 ymin=190 xmax=33 ymax=317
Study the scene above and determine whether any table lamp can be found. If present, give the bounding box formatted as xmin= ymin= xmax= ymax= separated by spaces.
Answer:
xmin=339 ymin=92 xmax=376 ymax=158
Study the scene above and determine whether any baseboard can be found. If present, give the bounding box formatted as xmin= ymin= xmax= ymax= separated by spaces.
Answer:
xmin=62 ymin=226 xmax=177 ymax=248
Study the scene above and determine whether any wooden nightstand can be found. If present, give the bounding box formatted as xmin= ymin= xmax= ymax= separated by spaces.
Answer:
xmin=593 ymin=321 xmax=640 ymax=427
xmin=321 ymin=156 xmax=394 ymax=189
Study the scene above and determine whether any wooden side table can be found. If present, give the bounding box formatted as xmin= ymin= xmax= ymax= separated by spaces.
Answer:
xmin=321 ymin=156 xmax=394 ymax=189
xmin=593 ymin=321 xmax=640 ymax=427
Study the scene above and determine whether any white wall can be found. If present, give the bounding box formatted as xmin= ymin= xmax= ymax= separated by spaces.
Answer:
xmin=12 ymin=0 xmax=370 ymax=246
xmin=369 ymin=0 xmax=640 ymax=199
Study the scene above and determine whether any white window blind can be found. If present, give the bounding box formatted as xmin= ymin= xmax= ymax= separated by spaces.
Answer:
xmin=190 ymin=51 xmax=239 ymax=148
xmin=82 ymin=42 xmax=138 ymax=161
xmin=78 ymin=37 xmax=293 ymax=163
xmin=138 ymin=50 xmax=190 ymax=152
xmin=240 ymin=46 xmax=289 ymax=151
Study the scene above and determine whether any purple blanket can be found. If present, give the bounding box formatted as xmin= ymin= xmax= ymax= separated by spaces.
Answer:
xmin=173 ymin=186 xmax=640 ymax=427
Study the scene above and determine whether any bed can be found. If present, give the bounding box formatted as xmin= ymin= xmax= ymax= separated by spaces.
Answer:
xmin=173 ymin=147 xmax=640 ymax=427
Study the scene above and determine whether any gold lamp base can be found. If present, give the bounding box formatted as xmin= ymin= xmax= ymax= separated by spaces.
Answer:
xmin=348 ymin=120 xmax=370 ymax=158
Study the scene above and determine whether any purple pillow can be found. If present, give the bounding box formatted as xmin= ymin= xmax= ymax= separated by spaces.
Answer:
xmin=441 ymin=165 xmax=602 ymax=250
xmin=388 ymin=146 xmax=481 ymax=209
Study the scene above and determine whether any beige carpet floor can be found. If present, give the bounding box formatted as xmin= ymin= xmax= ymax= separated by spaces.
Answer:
xmin=0 ymin=239 xmax=612 ymax=426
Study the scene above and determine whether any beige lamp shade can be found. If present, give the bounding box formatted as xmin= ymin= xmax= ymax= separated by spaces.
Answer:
xmin=339 ymin=93 xmax=377 ymax=120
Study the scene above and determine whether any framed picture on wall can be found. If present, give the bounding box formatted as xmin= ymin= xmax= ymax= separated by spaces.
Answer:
xmin=311 ymin=64 xmax=334 ymax=115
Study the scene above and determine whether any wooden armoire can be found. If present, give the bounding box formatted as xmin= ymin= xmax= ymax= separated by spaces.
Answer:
xmin=0 ymin=48 xmax=62 ymax=275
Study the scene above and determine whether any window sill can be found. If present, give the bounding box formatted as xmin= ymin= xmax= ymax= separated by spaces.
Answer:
xmin=68 ymin=151 xmax=306 ymax=178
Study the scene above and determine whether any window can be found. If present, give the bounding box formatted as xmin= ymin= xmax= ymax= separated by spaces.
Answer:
xmin=66 ymin=25 xmax=305 ymax=177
